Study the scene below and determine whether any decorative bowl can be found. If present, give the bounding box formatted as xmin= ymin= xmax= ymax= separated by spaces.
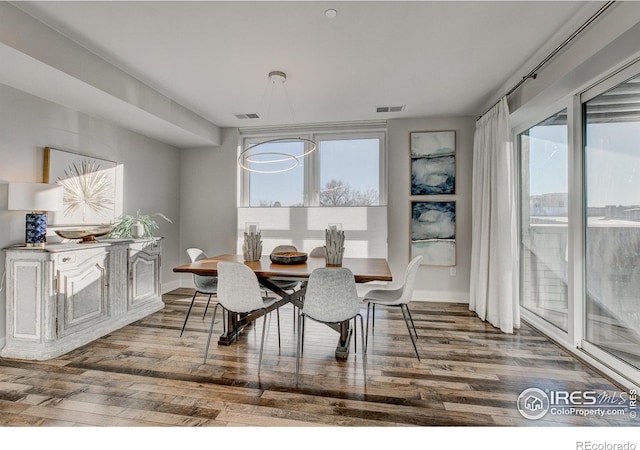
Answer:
xmin=54 ymin=225 xmax=114 ymax=243
xmin=270 ymin=251 xmax=308 ymax=265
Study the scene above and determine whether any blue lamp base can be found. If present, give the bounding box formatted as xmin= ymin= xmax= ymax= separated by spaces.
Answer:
xmin=25 ymin=212 xmax=48 ymax=247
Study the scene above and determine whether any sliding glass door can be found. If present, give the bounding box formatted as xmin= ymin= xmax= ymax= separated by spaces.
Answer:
xmin=583 ymin=72 xmax=640 ymax=372
xmin=519 ymin=110 xmax=569 ymax=331
xmin=517 ymin=58 xmax=640 ymax=387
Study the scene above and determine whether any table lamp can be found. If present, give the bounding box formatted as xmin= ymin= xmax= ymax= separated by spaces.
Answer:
xmin=8 ymin=182 xmax=64 ymax=247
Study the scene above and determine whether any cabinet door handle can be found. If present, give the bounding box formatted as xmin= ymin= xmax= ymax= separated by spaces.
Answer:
xmin=62 ymin=257 xmax=71 ymax=262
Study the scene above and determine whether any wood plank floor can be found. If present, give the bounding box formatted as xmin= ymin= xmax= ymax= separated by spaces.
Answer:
xmin=1 ymin=288 xmax=638 ymax=430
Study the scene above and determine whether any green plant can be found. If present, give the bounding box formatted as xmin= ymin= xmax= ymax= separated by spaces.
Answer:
xmin=108 ymin=210 xmax=172 ymax=238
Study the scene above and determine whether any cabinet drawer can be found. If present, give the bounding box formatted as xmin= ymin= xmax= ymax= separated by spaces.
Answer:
xmin=130 ymin=239 xmax=161 ymax=255
xmin=57 ymin=253 xmax=76 ymax=266
xmin=56 ymin=247 xmax=108 ymax=267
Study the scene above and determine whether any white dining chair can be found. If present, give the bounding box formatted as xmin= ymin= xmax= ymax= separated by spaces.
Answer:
xmin=362 ymin=255 xmax=423 ymax=361
xmin=203 ymin=261 xmax=281 ymax=375
xmin=296 ymin=267 xmax=366 ymax=385
xmin=180 ymin=248 xmax=218 ymax=336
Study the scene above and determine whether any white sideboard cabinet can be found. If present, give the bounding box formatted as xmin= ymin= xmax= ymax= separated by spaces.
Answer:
xmin=1 ymin=238 xmax=164 ymax=360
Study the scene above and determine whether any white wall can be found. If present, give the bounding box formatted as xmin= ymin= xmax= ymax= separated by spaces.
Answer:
xmin=237 ymin=206 xmax=387 ymax=258
xmin=0 ymin=83 xmax=183 ymax=345
xmin=387 ymin=117 xmax=475 ymax=302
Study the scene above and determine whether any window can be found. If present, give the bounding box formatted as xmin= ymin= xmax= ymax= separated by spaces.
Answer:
xmin=240 ymin=129 xmax=385 ymax=207
xmin=244 ymin=138 xmax=306 ymax=207
xmin=319 ymin=138 xmax=380 ymax=206
xmin=519 ymin=109 xmax=569 ymax=331
xmin=237 ymin=126 xmax=387 ymax=259
xmin=583 ymin=72 xmax=640 ymax=371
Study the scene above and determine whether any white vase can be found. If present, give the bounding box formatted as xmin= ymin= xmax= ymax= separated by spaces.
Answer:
xmin=131 ymin=222 xmax=145 ymax=238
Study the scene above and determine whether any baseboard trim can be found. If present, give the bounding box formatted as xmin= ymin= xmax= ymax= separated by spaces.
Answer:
xmin=411 ymin=289 xmax=469 ymax=303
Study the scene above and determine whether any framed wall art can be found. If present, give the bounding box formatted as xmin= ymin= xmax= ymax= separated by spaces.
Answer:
xmin=410 ymin=130 xmax=455 ymax=195
xmin=44 ymin=147 xmax=122 ymax=226
xmin=410 ymin=200 xmax=456 ymax=266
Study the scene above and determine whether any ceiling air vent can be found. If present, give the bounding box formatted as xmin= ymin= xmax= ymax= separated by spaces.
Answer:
xmin=234 ymin=113 xmax=261 ymax=119
xmin=376 ymin=105 xmax=405 ymax=113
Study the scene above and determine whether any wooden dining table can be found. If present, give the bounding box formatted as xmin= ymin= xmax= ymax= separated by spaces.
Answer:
xmin=173 ymin=253 xmax=392 ymax=359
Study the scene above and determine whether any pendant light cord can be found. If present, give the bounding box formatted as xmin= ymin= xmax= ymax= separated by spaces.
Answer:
xmin=239 ymin=71 xmax=317 ymax=173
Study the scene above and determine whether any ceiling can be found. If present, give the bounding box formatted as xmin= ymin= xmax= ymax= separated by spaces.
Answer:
xmin=2 ymin=1 xmax=601 ymax=148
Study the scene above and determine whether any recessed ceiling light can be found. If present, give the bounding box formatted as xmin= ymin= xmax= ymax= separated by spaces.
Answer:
xmin=325 ymin=9 xmax=337 ymax=19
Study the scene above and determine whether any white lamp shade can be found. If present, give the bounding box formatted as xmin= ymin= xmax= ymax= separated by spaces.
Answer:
xmin=8 ymin=182 xmax=64 ymax=212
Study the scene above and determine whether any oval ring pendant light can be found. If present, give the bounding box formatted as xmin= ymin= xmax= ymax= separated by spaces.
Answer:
xmin=238 ymin=137 xmax=317 ymax=174
xmin=238 ymin=150 xmax=299 ymax=174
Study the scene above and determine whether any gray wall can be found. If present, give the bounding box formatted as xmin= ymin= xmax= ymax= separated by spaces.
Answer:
xmin=0 ymin=83 xmax=183 ymax=345
xmin=178 ymin=128 xmax=239 ymax=280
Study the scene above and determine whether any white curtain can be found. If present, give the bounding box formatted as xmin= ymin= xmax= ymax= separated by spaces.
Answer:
xmin=469 ymin=97 xmax=520 ymax=333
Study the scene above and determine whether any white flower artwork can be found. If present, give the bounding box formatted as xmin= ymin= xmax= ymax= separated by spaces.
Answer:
xmin=44 ymin=147 xmax=121 ymax=226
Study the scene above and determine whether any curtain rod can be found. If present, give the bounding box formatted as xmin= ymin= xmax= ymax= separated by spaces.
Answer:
xmin=477 ymin=0 xmax=616 ymax=120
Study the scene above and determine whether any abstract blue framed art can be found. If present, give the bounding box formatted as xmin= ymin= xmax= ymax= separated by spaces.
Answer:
xmin=410 ymin=130 xmax=455 ymax=195
xmin=411 ymin=200 xmax=456 ymax=266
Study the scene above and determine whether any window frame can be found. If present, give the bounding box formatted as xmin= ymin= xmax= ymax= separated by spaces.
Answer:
xmin=238 ymin=126 xmax=387 ymax=207
xmin=513 ymin=97 xmax=578 ymax=350
xmin=579 ymin=63 xmax=640 ymax=384
xmin=239 ymin=134 xmax=310 ymax=207
xmin=516 ymin=107 xmax=571 ymax=334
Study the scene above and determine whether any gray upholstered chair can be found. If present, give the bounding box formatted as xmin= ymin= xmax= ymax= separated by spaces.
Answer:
xmin=203 ymin=261 xmax=281 ymax=375
xmin=296 ymin=267 xmax=366 ymax=385
xmin=362 ymin=255 xmax=423 ymax=361
xmin=180 ymin=248 xmax=218 ymax=336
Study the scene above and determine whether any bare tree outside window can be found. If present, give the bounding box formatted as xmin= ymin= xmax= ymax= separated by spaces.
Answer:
xmin=319 ymin=179 xmax=378 ymax=206
xmin=259 ymin=200 xmax=284 ymax=207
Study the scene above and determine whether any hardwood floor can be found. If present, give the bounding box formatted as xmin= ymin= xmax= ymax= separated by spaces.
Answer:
xmin=0 ymin=288 xmax=638 ymax=430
